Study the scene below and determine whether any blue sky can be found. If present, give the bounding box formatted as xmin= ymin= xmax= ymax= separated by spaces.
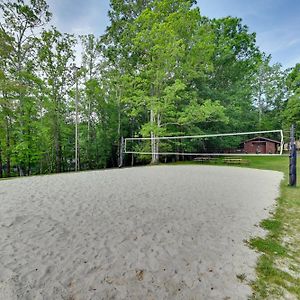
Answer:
xmin=47 ymin=0 xmax=300 ymax=69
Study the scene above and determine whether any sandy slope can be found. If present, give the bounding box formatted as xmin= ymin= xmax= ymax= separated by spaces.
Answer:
xmin=0 ymin=166 xmax=282 ymax=300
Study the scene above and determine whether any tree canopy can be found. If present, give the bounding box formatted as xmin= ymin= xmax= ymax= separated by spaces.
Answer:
xmin=0 ymin=0 xmax=297 ymax=177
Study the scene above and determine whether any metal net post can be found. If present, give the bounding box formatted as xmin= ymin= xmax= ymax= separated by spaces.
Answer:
xmin=289 ymin=125 xmax=297 ymax=186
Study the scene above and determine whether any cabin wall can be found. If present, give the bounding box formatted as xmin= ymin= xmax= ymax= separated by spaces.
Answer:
xmin=244 ymin=141 xmax=278 ymax=154
xmin=244 ymin=142 xmax=266 ymax=154
xmin=266 ymin=142 xmax=277 ymax=154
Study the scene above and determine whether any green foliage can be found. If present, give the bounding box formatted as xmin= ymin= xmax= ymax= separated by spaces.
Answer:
xmin=283 ymin=64 xmax=300 ymax=129
xmin=287 ymin=63 xmax=300 ymax=92
xmin=179 ymin=99 xmax=228 ymax=125
xmin=37 ymin=28 xmax=76 ymax=172
xmin=261 ymin=219 xmax=282 ymax=234
xmin=250 ymin=237 xmax=287 ymax=256
xmin=283 ymin=92 xmax=300 ymax=129
xmin=251 ymin=55 xmax=289 ymax=131
xmin=0 ymin=0 xmax=293 ymax=176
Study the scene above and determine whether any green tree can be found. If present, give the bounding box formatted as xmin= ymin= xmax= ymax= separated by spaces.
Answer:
xmin=252 ymin=55 xmax=289 ymax=129
xmin=0 ymin=28 xmax=14 ymax=177
xmin=127 ymin=0 xmax=228 ymax=162
xmin=202 ymin=17 xmax=261 ymax=133
xmin=102 ymin=0 xmax=156 ymax=165
xmin=0 ymin=0 xmax=52 ymax=175
xmin=37 ymin=28 xmax=76 ymax=173
xmin=80 ymin=34 xmax=106 ymax=169
xmin=283 ymin=63 xmax=300 ymax=129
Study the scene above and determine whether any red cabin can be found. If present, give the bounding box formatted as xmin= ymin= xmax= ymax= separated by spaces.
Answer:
xmin=243 ymin=137 xmax=281 ymax=154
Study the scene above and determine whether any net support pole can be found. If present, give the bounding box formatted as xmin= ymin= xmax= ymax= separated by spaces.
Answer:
xmin=119 ymin=137 xmax=124 ymax=168
xmin=289 ymin=124 xmax=297 ymax=186
xmin=280 ymin=130 xmax=284 ymax=155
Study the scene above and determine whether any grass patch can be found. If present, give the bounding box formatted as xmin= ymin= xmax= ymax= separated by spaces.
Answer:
xmin=260 ymin=219 xmax=282 ymax=233
xmin=170 ymin=156 xmax=300 ymax=299
xmin=250 ymin=238 xmax=287 ymax=256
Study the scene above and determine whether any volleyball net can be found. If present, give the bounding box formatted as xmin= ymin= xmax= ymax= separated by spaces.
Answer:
xmin=124 ymin=130 xmax=284 ymax=157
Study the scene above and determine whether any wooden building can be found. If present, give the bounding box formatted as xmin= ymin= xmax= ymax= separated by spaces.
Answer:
xmin=243 ymin=137 xmax=281 ymax=154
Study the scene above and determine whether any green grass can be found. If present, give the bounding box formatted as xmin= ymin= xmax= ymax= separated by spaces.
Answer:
xmin=171 ymin=156 xmax=300 ymax=299
xmin=250 ymin=238 xmax=287 ymax=257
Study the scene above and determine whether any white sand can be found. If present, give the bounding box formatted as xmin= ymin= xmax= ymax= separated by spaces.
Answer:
xmin=0 ymin=165 xmax=282 ymax=300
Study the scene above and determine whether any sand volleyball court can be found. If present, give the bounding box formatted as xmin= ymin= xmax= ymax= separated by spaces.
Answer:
xmin=0 ymin=166 xmax=282 ymax=299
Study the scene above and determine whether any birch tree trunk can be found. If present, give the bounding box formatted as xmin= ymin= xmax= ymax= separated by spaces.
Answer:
xmin=150 ymin=109 xmax=156 ymax=164
xmin=155 ymin=113 xmax=160 ymax=162
xmin=258 ymin=89 xmax=263 ymax=129
xmin=117 ymin=86 xmax=122 ymax=167
xmin=54 ymin=93 xmax=62 ymax=173
xmin=6 ymin=116 xmax=11 ymax=177
xmin=87 ymin=66 xmax=92 ymax=169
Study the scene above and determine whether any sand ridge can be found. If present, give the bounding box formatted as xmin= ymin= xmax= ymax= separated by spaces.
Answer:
xmin=0 ymin=166 xmax=282 ymax=299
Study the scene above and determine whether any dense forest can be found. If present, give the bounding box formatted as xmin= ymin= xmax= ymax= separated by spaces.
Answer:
xmin=0 ymin=0 xmax=299 ymax=177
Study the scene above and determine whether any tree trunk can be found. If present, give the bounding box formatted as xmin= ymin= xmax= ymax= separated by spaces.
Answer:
xmin=54 ymin=114 xmax=62 ymax=173
xmin=131 ymin=123 xmax=134 ymax=167
xmin=55 ymin=135 xmax=62 ymax=173
xmin=87 ymin=100 xmax=92 ymax=169
xmin=87 ymin=62 xmax=93 ymax=169
xmin=257 ymin=88 xmax=263 ymax=129
xmin=150 ymin=109 xmax=159 ymax=164
xmin=6 ymin=117 xmax=11 ymax=177
xmin=155 ymin=113 xmax=160 ymax=162
xmin=116 ymin=87 xmax=122 ymax=166
xmin=27 ymin=127 xmax=31 ymax=176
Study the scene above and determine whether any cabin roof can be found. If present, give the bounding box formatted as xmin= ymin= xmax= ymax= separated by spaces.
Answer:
xmin=243 ymin=136 xmax=281 ymax=144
